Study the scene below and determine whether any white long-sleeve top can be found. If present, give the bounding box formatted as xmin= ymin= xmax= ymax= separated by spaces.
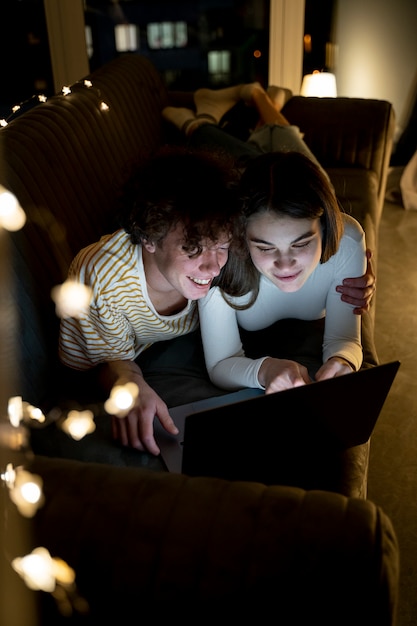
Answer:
xmin=198 ymin=214 xmax=366 ymax=390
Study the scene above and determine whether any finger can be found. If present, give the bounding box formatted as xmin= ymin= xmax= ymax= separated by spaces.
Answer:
xmin=339 ymin=286 xmax=374 ymax=302
xmin=158 ymin=411 xmax=179 ymax=435
xmin=112 ymin=415 xmax=145 ymax=449
xmin=353 ymin=304 xmax=369 ymax=315
xmin=125 ymin=413 xmax=150 ymax=452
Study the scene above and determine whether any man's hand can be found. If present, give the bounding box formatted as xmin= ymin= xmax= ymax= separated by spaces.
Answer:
xmin=336 ymin=248 xmax=376 ymax=315
xmin=259 ymin=357 xmax=311 ymax=394
xmin=111 ymin=377 xmax=178 ymax=455
xmin=100 ymin=360 xmax=178 ymax=455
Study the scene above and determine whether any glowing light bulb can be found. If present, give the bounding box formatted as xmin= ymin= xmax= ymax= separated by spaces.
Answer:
xmin=104 ymin=382 xmax=139 ymax=417
xmin=20 ymin=480 xmax=42 ymax=504
xmin=1 ymin=462 xmax=16 ymax=487
xmin=22 ymin=401 xmax=46 ymax=423
xmin=51 ymin=280 xmax=92 ymax=319
xmin=12 ymin=547 xmax=56 ymax=592
xmin=8 ymin=396 xmax=23 ymax=426
xmin=100 ymin=101 xmax=109 ymax=111
xmin=9 ymin=467 xmax=44 ymax=517
xmin=0 ymin=186 xmax=26 ymax=231
xmin=62 ymin=86 xmax=71 ymax=96
xmin=61 ymin=409 xmax=95 ymax=440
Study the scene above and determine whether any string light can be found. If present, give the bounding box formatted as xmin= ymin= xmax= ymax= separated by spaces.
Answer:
xmin=60 ymin=409 xmax=96 ymax=440
xmin=104 ymin=382 xmax=139 ymax=417
xmin=6 ymin=466 xmax=44 ymax=517
xmin=12 ymin=547 xmax=76 ymax=592
xmin=8 ymin=395 xmax=23 ymax=427
xmin=0 ymin=185 xmax=26 ymax=230
xmin=0 ymin=73 xmax=112 ymax=617
xmin=0 ymin=79 xmax=110 ymax=129
xmin=11 ymin=547 xmax=89 ymax=617
xmin=51 ymin=280 xmax=93 ymax=319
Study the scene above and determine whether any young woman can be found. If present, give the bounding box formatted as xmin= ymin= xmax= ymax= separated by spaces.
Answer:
xmin=199 ymin=150 xmax=366 ymax=392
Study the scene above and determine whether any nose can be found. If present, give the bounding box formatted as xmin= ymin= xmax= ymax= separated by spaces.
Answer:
xmin=199 ymin=249 xmax=224 ymax=276
xmin=273 ymin=252 xmax=296 ymax=269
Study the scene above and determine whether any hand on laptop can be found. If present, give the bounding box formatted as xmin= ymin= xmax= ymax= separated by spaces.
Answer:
xmin=111 ymin=376 xmax=179 ymax=455
xmin=315 ymin=356 xmax=355 ymax=382
xmin=259 ymin=357 xmax=311 ymax=394
xmin=102 ymin=360 xmax=179 ymax=455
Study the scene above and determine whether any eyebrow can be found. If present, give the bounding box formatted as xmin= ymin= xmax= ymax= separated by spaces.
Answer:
xmin=249 ymin=229 xmax=317 ymax=246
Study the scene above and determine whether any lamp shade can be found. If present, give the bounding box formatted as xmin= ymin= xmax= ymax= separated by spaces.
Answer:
xmin=300 ymin=72 xmax=337 ymax=97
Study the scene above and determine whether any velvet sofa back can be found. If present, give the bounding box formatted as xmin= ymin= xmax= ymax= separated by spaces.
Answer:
xmin=26 ymin=455 xmax=399 ymax=625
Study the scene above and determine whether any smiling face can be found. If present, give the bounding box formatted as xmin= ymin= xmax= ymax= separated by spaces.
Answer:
xmin=143 ymin=222 xmax=231 ymax=301
xmin=246 ymin=212 xmax=323 ymax=292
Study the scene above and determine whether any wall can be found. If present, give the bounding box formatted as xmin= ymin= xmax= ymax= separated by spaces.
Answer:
xmin=333 ymin=0 xmax=417 ymax=137
xmin=41 ymin=0 xmax=417 ymax=140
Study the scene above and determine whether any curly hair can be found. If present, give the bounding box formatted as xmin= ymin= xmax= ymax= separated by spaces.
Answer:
xmin=117 ymin=145 xmax=245 ymax=256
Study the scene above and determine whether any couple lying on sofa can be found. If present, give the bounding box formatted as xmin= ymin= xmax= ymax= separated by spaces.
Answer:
xmin=58 ymin=82 xmax=375 ymax=455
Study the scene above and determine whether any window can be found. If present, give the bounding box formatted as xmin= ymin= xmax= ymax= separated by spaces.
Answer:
xmin=84 ymin=0 xmax=270 ymax=90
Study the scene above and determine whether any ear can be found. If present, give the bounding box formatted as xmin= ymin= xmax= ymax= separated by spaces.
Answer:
xmin=142 ymin=239 xmax=156 ymax=253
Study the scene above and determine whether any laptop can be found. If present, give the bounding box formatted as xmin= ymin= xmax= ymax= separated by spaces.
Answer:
xmin=155 ymin=360 xmax=400 ymax=485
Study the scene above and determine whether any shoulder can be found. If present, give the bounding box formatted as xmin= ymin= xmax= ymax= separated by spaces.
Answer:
xmin=72 ymin=230 xmax=136 ymax=267
xmin=341 ymin=213 xmax=365 ymax=243
xmin=199 ymin=286 xmax=252 ymax=311
xmin=70 ymin=230 xmax=139 ymax=282
xmin=199 ymin=286 xmax=224 ymax=309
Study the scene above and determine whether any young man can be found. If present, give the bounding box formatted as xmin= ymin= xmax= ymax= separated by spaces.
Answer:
xmin=59 ymin=146 xmax=375 ymax=456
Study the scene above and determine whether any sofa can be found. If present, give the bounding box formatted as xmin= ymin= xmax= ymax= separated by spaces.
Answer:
xmin=0 ymin=54 xmax=395 ymax=498
xmin=0 ymin=453 xmax=398 ymax=625
xmin=0 ymin=53 xmax=400 ymax=625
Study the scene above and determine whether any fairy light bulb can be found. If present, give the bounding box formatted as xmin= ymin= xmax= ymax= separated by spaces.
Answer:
xmin=1 ymin=462 xmax=16 ymax=487
xmin=12 ymin=547 xmax=56 ymax=592
xmin=9 ymin=467 xmax=44 ymax=517
xmin=60 ymin=409 xmax=95 ymax=440
xmin=22 ymin=401 xmax=46 ymax=424
xmin=0 ymin=186 xmax=26 ymax=231
xmin=104 ymin=382 xmax=139 ymax=417
xmin=20 ymin=479 xmax=42 ymax=504
xmin=8 ymin=396 xmax=23 ymax=427
xmin=51 ymin=280 xmax=92 ymax=319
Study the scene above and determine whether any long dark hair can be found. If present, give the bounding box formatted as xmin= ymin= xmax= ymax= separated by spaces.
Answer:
xmin=215 ymin=151 xmax=344 ymax=307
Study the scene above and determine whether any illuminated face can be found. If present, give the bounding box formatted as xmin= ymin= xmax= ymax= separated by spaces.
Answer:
xmin=143 ymin=222 xmax=231 ymax=300
xmin=246 ymin=212 xmax=322 ymax=292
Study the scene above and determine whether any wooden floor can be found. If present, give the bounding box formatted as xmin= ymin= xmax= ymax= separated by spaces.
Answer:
xmin=368 ymin=199 xmax=417 ymax=626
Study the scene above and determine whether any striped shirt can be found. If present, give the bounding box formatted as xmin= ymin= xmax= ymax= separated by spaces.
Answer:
xmin=59 ymin=229 xmax=199 ymax=370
